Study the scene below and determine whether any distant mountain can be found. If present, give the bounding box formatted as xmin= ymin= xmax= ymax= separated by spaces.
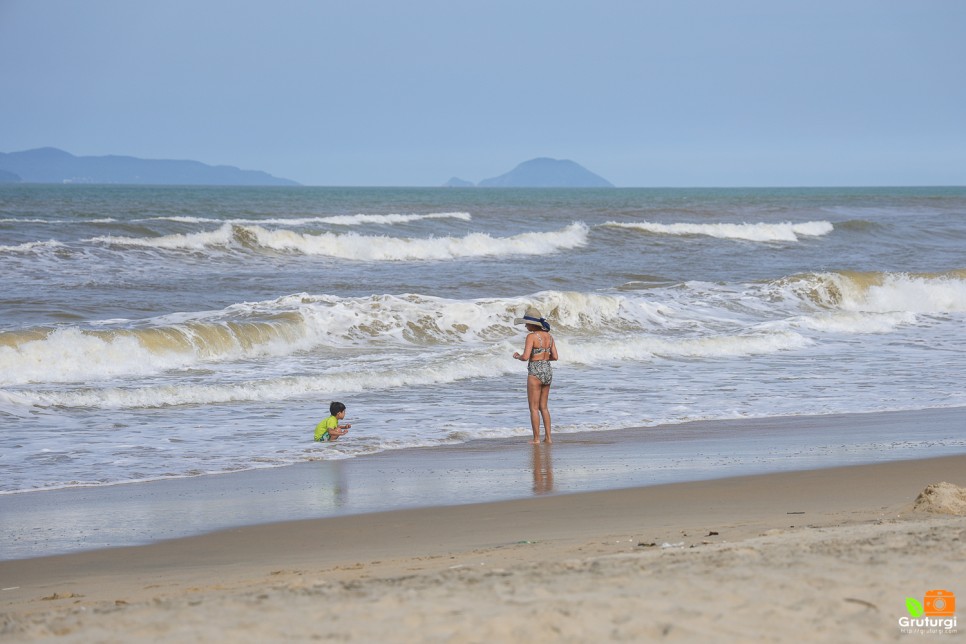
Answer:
xmin=443 ymin=176 xmax=475 ymax=187
xmin=0 ymin=147 xmax=299 ymax=186
xmin=477 ymin=158 xmax=614 ymax=188
xmin=0 ymin=169 xmax=21 ymax=183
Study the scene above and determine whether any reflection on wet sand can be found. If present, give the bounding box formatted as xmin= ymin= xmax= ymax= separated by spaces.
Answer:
xmin=316 ymin=460 xmax=349 ymax=510
xmin=531 ymin=444 xmax=554 ymax=494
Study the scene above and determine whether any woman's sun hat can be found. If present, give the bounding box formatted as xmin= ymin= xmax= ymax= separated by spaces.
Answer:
xmin=514 ymin=306 xmax=551 ymax=331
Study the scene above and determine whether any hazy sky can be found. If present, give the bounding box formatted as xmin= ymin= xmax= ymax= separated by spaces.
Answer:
xmin=2 ymin=1 xmax=964 ymax=187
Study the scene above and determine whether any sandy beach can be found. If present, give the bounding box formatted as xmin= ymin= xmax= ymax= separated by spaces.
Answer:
xmin=3 ymin=413 xmax=965 ymax=642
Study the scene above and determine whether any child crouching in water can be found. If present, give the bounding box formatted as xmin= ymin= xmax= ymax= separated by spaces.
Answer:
xmin=315 ymin=401 xmax=351 ymax=442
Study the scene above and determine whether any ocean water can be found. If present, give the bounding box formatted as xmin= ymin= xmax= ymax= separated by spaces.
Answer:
xmin=2 ymin=185 xmax=965 ymax=494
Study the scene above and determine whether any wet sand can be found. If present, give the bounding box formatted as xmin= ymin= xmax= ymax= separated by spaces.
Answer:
xmin=3 ymin=406 xmax=965 ymax=561
xmin=2 ymin=456 xmax=965 ymax=640
xmin=3 ymin=408 xmax=966 ymax=641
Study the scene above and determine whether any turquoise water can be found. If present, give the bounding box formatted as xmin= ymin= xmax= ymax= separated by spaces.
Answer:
xmin=2 ymin=185 xmax=966 ymax=493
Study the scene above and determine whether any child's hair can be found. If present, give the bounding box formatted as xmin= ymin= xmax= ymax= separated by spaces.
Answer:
xmin=330 ymin=401 xmax=346 ymax=416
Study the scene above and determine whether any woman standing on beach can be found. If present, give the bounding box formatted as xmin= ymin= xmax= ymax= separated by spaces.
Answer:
xmin=513 ymin=307 xmax=558 ymax=444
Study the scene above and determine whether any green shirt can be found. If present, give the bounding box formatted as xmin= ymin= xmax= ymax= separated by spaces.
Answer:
xmin=314 ymin=415 xmax=339 ymax=442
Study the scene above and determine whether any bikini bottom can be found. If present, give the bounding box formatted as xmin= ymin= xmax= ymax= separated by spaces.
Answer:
xmin=527 ymin=360 xmax=553 ymax=385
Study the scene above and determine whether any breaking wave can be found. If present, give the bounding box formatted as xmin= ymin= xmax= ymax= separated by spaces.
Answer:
xmin=155 ymin=212 xmax=472 ymax=226
xmin=88 ymin=222 xmax=589 ymax=260
xmin=775 ymin=270 xmax=966 ymax=313
xmin=0 ymin=287 xmax=800 ymax=397
xmin=6 ymin=271 xmax=964 ymax=409
xmin=604 ymin=220 xmax=834 ymax=242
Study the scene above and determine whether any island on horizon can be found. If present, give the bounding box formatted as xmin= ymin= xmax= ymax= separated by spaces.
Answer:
xmin=445 ymin=157 xmax=614 ymax=188
xmin=0 ymin=147 xmax=299 ymax=186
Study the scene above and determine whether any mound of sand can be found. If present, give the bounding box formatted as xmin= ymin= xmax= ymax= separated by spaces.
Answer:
xmin=913 ymin=482 xmax=966 ymax=515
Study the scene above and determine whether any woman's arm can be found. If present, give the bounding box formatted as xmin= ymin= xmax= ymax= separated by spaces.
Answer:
xmin=513 ymin=333 xmax=535 ymax=361
xmin=550 ymin=335 xmax=559 ymax=361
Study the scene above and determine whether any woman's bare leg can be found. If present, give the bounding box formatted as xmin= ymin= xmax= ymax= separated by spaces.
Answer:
xmin=527 ymin=376 xmax=542 ymax=443
xmin=539 ymin=383 xmax=552 ymax=443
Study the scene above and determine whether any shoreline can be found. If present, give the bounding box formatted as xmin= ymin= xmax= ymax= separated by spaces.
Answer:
xmin=3 ymin=406 xmax=966 ymax=561
xmin=2 ymin=453 xmax=964 ymax=641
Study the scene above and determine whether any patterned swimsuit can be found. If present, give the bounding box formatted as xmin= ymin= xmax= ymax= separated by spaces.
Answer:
xmin=527 ymin=333 xmax=554 ymax=385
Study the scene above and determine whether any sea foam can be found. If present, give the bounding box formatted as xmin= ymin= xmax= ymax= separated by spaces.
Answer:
xmin=0 ymin=240 xmax=65 ymax=253
xmin=5 ymin=345 xmax=518 ymax=409
xmin=7 ymin=327 xmax=816 ymax=410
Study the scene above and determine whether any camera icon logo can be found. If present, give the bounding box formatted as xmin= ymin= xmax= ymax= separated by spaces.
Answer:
xmin=924 ymin=590 xmax=956 ymax=617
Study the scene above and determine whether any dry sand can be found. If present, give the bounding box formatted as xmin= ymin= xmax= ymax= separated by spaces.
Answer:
xmin=3 ymin=454 xmax=965 ymax=642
